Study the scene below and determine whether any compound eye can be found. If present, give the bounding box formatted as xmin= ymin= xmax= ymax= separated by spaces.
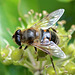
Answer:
xmin=16 ymin=35 xmax=21 ymax=45
xmin=16 ymin=29 xmax=21 ymax=35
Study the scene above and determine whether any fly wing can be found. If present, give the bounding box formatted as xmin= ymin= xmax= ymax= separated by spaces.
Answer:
xmin=47 ymin=41 xmax=66 ymax=58
xmin=32 ymin=40 xmax=66 ymax=58
xmin=31 ymin=9 xmax=65 ymax=29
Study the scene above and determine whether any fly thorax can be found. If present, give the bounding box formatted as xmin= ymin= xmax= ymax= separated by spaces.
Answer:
xmin=27 ymin=29 xmax=36 ymax=41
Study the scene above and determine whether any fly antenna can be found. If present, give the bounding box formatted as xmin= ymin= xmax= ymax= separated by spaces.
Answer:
xmin=50 ymin=55 xmax=57 ymax=75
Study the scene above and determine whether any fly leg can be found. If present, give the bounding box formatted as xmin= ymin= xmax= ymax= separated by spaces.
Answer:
xmin=24 ymin=46 xmax=28 ymax=50
xmin=50 ymin=55 xmax=57 ymax=75
xmin=19 ymin=46 xmax=28 ymax=60
xmin=50 ymin=27 xmax=57 ymax=33
xmin=34 ymin=47 xmax=37 ymax=54
xmin=34 ymin=47 xmax=38 ymax=61
xmin=19 ymin=45 xmax=28 ymax=50
xmin=19 ymin=46 xmax=22 ymax=49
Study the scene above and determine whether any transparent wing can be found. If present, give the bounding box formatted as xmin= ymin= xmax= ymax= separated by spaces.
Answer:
xmin=32 ymin=9 xmax=65 ymax=29
xmin=32 ymin=40 xmax=66 ymax=58
xmin=47 ymin=41 xmax=66 ymax=58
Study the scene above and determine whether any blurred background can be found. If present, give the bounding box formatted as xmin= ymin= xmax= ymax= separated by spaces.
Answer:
xmin=0 ymin=0 xmax=75 ymax=75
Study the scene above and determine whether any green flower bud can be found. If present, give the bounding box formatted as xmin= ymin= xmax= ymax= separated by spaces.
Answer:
xmin=11 ymin=48 xmax=23 ymax=61
xmin=0 ymin=46 xmax=15 ymax=65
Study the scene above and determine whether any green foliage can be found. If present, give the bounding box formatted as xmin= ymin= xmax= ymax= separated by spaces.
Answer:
xmin=57 ymin=0 xmax=73 ymax=3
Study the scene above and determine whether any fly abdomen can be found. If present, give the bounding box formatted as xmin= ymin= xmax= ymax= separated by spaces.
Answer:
xmin=40 ymin=29 xmax=59 ymax=45
xmin=50 ymin=31 xmax=59 ymax=45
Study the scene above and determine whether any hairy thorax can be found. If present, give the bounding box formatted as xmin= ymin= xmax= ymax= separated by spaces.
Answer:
xmin=21 ymin=28 xmax=39 ymax=44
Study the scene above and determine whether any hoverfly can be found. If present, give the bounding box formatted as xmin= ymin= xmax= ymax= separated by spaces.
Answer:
xmin=12 ymin=9 xmax=66 ymax=75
